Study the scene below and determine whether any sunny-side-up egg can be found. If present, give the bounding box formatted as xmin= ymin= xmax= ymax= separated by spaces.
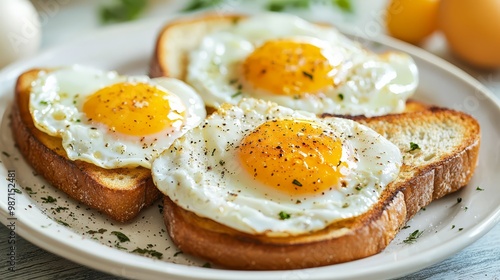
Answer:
xmin=152 ymin=98 xmax=402 ymax=235
xmin=29 ymin=65 xmax=206 ymax=169
xmin=186 ymin=13 xmax=419 ymax=117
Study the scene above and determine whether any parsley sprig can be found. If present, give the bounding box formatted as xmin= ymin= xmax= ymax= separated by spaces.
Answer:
xmin=100 ymin=0 xmax=148 ymax=23
xmin=403 ymin=229 xmax=423 ymax=244
xmin=182 ymin=0 xmax=353 ymax=13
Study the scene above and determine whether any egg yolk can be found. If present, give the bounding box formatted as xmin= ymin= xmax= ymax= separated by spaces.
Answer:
xmin=238 ymin=119 xmax=345 ymax=195
xmin=242 ymin=40 xmax=338 ymax=97
xmin=83 ymin=82 xmax=185 ymax=136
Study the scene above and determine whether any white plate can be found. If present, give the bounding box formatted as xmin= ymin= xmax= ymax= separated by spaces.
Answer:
xmin=1 ymin=16 xmax=500 ymax=280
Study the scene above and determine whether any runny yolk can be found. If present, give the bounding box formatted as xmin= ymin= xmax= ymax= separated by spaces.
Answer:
xmin=242 ymin=40 xmax=338 ymax=97
xmin=82 ymin=82 xmax=185 ymax=136
xmin=238 ymin=119 xmax=345 ymax=196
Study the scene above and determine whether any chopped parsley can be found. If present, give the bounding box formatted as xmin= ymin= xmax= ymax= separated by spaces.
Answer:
xmin=2 ymin=151 xmax=10 ymax=157
xmin=451 ymin=225 xmax=455 ymax=229
xmin=39 ymin=100 xmax=49 ymax=105
xmin=403 ymin=229 xmax=423 ymax=244
xmin=338 ymin=93 xmax=344 ymax=101
xmin=54 ymin=206 xmax=69 ymax=213
xmin=476 ymin=186 xmax=484 ymax=191
xmin=182 ymin=0 xmax=223 ymax=11
xmin=87 ymin=228 xmax=107 ymax=234
xmin=202 ymin=262 xmax=212 ymax=268
xmin=231 ymin=91 xmax=242 ymax=98
xmin=457 ymin=197 xmax=462 ymax=204
xmin=292 ymin=179 xmax=302 ymax=187
xmin=100 ymin=0 xmax=147 ymax=23
xmin=56 ymin=219 xmax=70 ymax=227
xmin=111 ymin=231 xmax=130 ymax=242
xmin=409 ymin=142 xmax=420 ymax=152
xmin=279 ymin=211 xmax=291 ymax=220
xmin=25 ymin=187 xmax=37 ymax=195
xmin=459 ymin=228 xmax=464 ymax=231
xmin=41 ymin=196 xmax=57 ymax=203
xmin=13 ymin=189 xmax=21 ymax=194
xmin=132 ymin=248 xmax=163 ymax=259
xmin=332 ymin=0 xmax=353 ymax=13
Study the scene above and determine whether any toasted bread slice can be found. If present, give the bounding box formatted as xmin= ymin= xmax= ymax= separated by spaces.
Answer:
xmin=150 ymin=14 xmax=242 ymax=80
xmin=162 ymin=107 xmax=480 ymax=270
xmin=11 ymin=69 xmax=161 ymax=222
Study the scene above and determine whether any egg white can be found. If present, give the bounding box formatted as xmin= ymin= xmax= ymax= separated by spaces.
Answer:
xmin=152 ymin=98 xmax=402 ymax=236
xmin=29 ymin=65 xmax=206 ymax=169
xmin=186 ymin=13 xmax=418 ymax=116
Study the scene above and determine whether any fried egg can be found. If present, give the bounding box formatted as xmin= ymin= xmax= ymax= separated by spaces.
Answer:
xmin=152 ymin=98 xmax=402 ymax=236
xmin=29 ymin=65 xmax=206 ymax=169
xmin=187 ymin=13 xmax=418 ymax=116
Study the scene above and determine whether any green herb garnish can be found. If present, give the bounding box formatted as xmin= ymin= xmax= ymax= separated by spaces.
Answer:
xmin=231 ymin=91 xmax=242 ymax=98
xmin=409 ymin=142 xmax=420 ymax=152
xmin=202 ymin=262 xmax=212 ymax=268
xmin=332 ymin=0 xmax=353 ymax=13
xmin=476 ymin=186 xmax=484 ymax=191
xmin=111 ymin=231 xmax=130 ymax=242
xmin=182 ymin=0 xmax=223 ymax=12
xmin=56 ymin=219 xmax=70 ymax=227
xmin=25 ymin=187 xmax=37 ymax=195
xmin=267 ymin=0 xmax=310 ymax=11
xmin=338 ymin=93 xmax=344 ymax=101
xmin=41 ymin=196 xmax=57 ymax=203
xmin=403 ymin=229 xmax=423 ymax=244
xmin=54 ymin=207 xmax=69 ymax=213
xmin=87 ymin=228 xmax=107 ymax=234
xmin=100 ymin=0 xmax=147 ymax=23
xmin=279 ymin=211 xmax=291 ymax=220
xmin=457 ymin=197 xmax=462 ymax=204
xmin=132 ymin=248 xmax=163 ymax=259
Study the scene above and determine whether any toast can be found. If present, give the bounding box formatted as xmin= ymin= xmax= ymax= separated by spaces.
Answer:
xmin=10 ymin=69 xmax=161 ymax=222
xmin=150 ymin=14 xmax=242 ymax=80
xmin=161 ymin=107 xmax=480 ymax=270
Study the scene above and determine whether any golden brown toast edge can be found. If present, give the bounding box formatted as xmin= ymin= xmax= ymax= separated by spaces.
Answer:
xmin=161 ymin=108 xmax=480 ymax=270
xmin=150 ymin=13 xmax=243 ymax=79
xmin=10 ymin=69 xmax=161 ymax=223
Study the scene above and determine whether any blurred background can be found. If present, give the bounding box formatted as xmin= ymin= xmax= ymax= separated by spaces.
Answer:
xmin=1 ymin=0 xmax=499 ymax=101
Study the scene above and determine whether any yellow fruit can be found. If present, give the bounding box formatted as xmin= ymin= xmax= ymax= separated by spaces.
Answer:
xmin=439 ymin=0 xmax=500 ymax=69
xmin=386 ymin=0 xmax=440 ymax=44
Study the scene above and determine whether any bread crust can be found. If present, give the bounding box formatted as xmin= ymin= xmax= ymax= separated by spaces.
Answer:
xmin=162 ymin=109 xmax=480 ymax=270
xmin=11 ymin=69 xmax=161 ymax=222
xmin=150 ymin=14 xmax=243 ymax=79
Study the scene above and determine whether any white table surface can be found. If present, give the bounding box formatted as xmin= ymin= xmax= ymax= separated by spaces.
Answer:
xmin=1 ymin=1 xmax=499 ymax=279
